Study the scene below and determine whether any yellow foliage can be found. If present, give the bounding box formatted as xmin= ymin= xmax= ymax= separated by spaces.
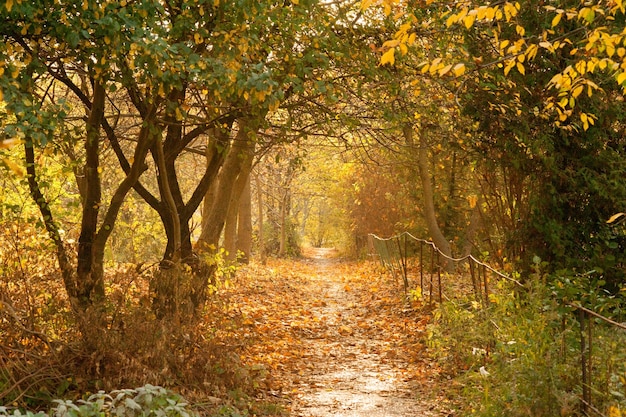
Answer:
xmin=453 ymin=63 xmax=466 ymax=76
xmin=382 ymin=39 xmax=400 ymax=48
xmin=608 ymin=405 xmax=622 ymax=417
xmin=2 ymin=158 xmax=25 ymax=177
xmin=380 ymin=47 xmax=395 ymax=66
xmin=468 ymin=195 xmax=478 ymax=209
xmin=439 ymin=64 xmax=452 ymax=76
xmin=571 ymin=84 xmax=583 ymax=98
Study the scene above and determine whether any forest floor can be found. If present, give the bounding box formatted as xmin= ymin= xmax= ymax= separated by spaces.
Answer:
xmin=233 ymin=247 xmax=453 ymax=417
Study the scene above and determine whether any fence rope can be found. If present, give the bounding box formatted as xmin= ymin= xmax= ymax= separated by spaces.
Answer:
xmin=369 ymin=232 xmax=523 ymax=287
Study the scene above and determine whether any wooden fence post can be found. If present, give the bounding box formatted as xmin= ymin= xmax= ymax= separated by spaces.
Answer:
xmin=580 ymin=308 xmax=590 ymax=414
xmin=437 ymin=251 xmax=442 ymax=303
xmin=419 ymin=241 xmax=424 ymax=295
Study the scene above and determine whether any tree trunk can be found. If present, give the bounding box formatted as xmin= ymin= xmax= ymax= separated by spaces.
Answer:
xmin=154 ymin=135 xmax=181 ymax=264
xmin=223 ymin=203 xmax=238 ymax=261
xmin=237 ymin=178 xmax=253 ymax=264
xmin=279 ymin=192 xmax=287 ymax=257
xmin=405 ymin=124 xmax=455 ymax=272
xmin=224 ymin=169 xmax=253 ymax=263
xmin=24 ymin=141 xmax=77 ymax=307
xmin=255 ymin=171 xmax=267 ymax=264
xmin=462 ymin=196 xmax=483 ymax=259
xmin=197 ymin=118 xmax=256 ymax=249
xmin=76 ymin=81 xmax=106 ymax=308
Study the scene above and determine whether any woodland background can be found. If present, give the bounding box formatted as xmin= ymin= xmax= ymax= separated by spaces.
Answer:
xmin=1 ymin=0 xmax=626 ymax=416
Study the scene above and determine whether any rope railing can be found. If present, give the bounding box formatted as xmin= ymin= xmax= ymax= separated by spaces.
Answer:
xmin=368 ymin=231 xmax=626 ymax=417
xmin=369 ymin=232 xmax=521 ymax=307
xmin=370 ymin=231 xmax=523 ymax=286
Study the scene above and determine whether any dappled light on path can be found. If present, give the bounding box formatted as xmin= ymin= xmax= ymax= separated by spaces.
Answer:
xmin=236 ymin=248 xmax=447 ymax=416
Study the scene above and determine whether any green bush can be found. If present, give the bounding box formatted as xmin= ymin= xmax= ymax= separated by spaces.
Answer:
xmin=428 ymin=276 xmax=580 ymax=416
xmin=0 ymin=385 xmax=195 ymax=417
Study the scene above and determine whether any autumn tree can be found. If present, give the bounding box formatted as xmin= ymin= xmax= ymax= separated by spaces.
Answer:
xmin=362 ymin=0 xmax=626 ymax=281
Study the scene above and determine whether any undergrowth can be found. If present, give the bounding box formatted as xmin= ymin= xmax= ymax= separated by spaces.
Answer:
xmin=0 ymin=222 xmax=278 ymax=416
xmin=427 ymin=270 xmax=626 ymax=416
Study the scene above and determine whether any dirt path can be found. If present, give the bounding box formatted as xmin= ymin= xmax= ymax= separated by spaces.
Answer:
xmin=238 ymin=248 xmax=444 ymax=416
xmin=290 ymin=249 xmax=438 ymax=417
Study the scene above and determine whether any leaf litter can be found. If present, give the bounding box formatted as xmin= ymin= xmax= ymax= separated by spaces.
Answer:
xmin=231 ymin=248 xmax=451 ymax=416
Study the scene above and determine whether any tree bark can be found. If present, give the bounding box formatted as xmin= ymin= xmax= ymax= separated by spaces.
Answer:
xmin=155 ymin=135 xmax=181 ymax=263
xmin=223 ymin=147 xmax=254 ymax=261
xmin=255 ymin=171 xmax=267 ymax=265
xmin=237 ymin=177 xmax=253 ymax=264
xmin=405 ymin=124 xmax=455 ymax=272
xmin=76 ymin=81 xmax=106 ymax=307
xmin=197 ymin=118 xmax=256 ymax=249
xmin=91 ymin=105 xmax=157 ymax=302
xmin=24 ymin=141 xmax=77 ymax=307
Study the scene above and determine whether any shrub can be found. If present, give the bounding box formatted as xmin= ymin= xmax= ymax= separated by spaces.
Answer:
xmin=0 ymin=385 xmax=194 ymax=417
xmin=427 ymin=276 xmax=580 ymax=416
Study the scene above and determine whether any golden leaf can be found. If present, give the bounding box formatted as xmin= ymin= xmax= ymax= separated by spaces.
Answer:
xmin=617 ymin=71 xmax=626 ymax=85
xmin=446 ymin=14 xmax=458 ymax=28
xmin=607 ymin=405 xmax=622 ymax=417
xmin=407 ymin=32 xmax=416 ymax=46
xmin=360 ymin=0 xmax=372 ymax=11
xmin=580 ymin=113 xmax=589 ymax=130
xmin=477 ymin=6 xmax=488 ymax=20
xmin=572 ymin=85 xmax=584 ymax=98
xmin=607 ymin=212 xmax=626 ymax=223
xmin=453 ymin=63 xmax=466 ymax=76
xmin=439 ymin=64 xmax=452 ymax=76
xmin=380 ymin=47 xmax=395 ymax=66
xmin=504 ymin=60 xmax=515 ymax=76
xmin=526 ymin=44 xmax=538 ymax=60
xmin=2 ymin=158 xmax=25 ymax=177
xmin=382 ymin=39 xmax=400 ymax=48
xmin=551 ymin=13 xmax=562 ymax=28
xmin=464 ymin=14 xmax=475 ymax=29
xmin=606 ymin=41 xmax=616 ymax=58
xmin=5 ymin=0 xmax=13 ymax=12
xmin=0 ymin=139 xmax=20 ymax=149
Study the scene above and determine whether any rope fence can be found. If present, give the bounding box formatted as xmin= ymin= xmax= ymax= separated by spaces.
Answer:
xmin=368 ymin=232 xmax=626 ymax=417
xmin=368 ymin=232 xmax=522 ymax=306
